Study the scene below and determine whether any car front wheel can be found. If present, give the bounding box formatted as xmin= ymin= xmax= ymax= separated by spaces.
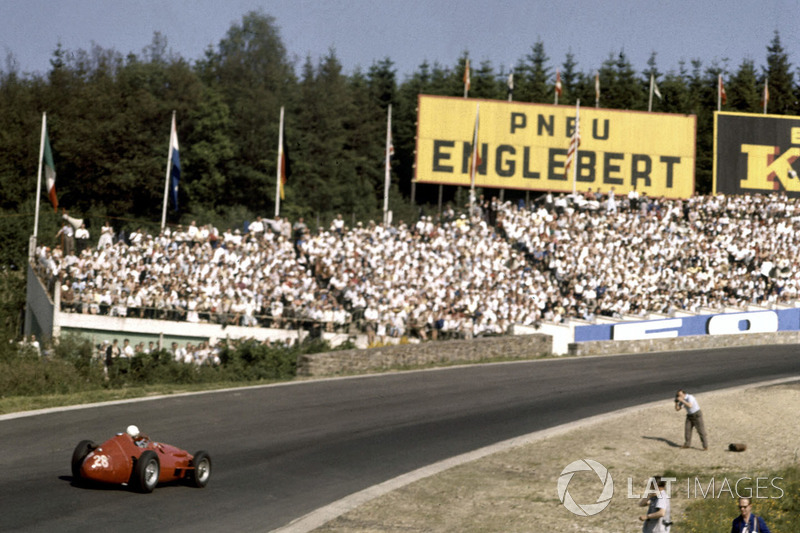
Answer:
xmin=188 ymin=450 xmax=211 ymax=488
xmin=71 ymin=440 xmax=96 ymax=481
xmin=133 ymin=451 xmax=160 ymax=493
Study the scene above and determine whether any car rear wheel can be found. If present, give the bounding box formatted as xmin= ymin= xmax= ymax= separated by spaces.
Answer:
xmin=133 ymin=451 xmax=160 ymax=493
xmin=188 ymin=450 xmax=211 ymax=488
xmin=71 ymin=440 xmax=96 ymax=481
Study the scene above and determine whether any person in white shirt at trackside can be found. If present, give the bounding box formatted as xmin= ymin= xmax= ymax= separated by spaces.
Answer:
xmin=638 ymin=476 xmax=671 ymax=533
xmin=675 ymin=389 xmax=709 ymax=451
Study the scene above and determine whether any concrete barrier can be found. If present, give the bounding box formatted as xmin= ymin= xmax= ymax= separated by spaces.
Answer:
xmin=568 ymin=330 xmax=800 ymax=356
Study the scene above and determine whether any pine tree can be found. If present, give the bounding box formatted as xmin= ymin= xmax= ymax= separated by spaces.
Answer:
xmin=729 ymin=59 xmax=760 ymax=112
xmin=514 ymin=40 xmax=552 ymax=103
xmin=765 ymin=31 xmax=794 ymax=115
xmin=472 ymin=59 xmax=502 ymax=100
xmin=559 ymin=51 xmax=580 ymax=106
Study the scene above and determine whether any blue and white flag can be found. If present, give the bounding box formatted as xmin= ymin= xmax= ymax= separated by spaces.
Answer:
xmin=169 ymin=115 xmax=180 ymax=211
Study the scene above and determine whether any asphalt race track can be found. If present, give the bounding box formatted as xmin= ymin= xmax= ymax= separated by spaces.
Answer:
xmin=2 ymin=345 xmax=798 ymax=532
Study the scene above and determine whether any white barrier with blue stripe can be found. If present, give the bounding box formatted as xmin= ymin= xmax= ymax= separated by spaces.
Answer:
xmin=574 ymin=309 xmax=800 ymax=342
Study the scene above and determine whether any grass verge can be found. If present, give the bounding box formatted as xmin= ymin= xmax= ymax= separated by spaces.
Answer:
xmin=679 ymin=464 xmax=800 ymax=532
xmin=0 ymin=380 xmax=283 ymax=416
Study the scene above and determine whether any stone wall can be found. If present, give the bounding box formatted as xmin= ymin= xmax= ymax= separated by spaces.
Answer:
xmin=297 ymin=334 xmax=552 ymax=377
xmin=298 ymin=329 xmax=800 ymax=377
xmin=568 ymin=330 xmax=800 ymax=356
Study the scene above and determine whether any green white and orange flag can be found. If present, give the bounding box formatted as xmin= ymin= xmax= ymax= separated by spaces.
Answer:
xmin=43 ymin=124 xmax=57 ymax=211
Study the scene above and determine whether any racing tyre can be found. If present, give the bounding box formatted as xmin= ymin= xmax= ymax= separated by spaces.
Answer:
xmin=71 ymin=440 xmax=96 ymax=481
xmin=188 ymin=450 xmax=211 ymax=488
xmin=133 ymin=450 xmax=160 ymax=493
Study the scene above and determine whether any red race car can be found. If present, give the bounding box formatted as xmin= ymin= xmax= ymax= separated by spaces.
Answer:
xmin=71 ymin=425 xmax=211 ymax=493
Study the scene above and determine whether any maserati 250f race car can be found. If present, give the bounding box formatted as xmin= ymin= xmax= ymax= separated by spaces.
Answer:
xmin=71 ymin=425 xmax=211 ymax=493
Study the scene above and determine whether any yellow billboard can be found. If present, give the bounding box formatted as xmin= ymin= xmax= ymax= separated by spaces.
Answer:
xmin=415 ymin=95 xmax=696 ymax=198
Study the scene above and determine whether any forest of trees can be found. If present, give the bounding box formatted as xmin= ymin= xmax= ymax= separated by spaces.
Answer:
xmin=1 ymin=10 xmax=798 ymax=269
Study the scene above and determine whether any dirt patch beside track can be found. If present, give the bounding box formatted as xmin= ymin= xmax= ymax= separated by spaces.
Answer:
xmin=316 ymin=382 xmax=800 ymax=532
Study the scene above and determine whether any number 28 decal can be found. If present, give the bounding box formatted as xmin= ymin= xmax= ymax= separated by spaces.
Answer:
xmin=91 ymin=454 xmax=109 ymax=468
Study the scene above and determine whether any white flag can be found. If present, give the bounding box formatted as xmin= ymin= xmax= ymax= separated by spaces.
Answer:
xmin=651 ymin=74 xmax=662 ymax=100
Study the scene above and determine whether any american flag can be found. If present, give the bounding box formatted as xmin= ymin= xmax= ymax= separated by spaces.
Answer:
xmin=564 ymin=101 xmax=581 ymax=178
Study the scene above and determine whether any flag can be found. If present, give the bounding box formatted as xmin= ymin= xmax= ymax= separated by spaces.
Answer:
xmin=718 ymin=74 xmax=727 ymax=106
xmin=279 ymin=125 xmax=290 ymax=200
xmin=651 ymin=74 xmax=662 ymax=100
xmin=762 ymin=78 xmax=769 ymax=113
xmin=383 ymin=104 xmax=393 ymax=222
xmin=470 ymin=104 xmax=482 ymax=185
xmin=385 ymin=133 xmax=394 ymax=165
xmin=43 ymin=126 xmax=57 ymax=212
xmin=507 ymin=71 xmax=514 ymax=100
xmin=564 ymin=101 xmax=581 ymax=178
xmin=169 ymin=115 xmax=180 ymax=211
xmin=594 ymin=71 xmax=600 ymax=107
xmin=273 ymin=106 xmax=291 ymax=216
xmin=463 ymin=59 xmax=470 ymax=96
xmin=648 ymin=74 xmax=661 ymax=112
xmin=555 ymin=69 xmax=563 ymax=98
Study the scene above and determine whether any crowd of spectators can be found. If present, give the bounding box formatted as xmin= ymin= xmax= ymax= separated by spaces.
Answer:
xmin=97 ymin=338 xmax=221 ymax=367
xmin=499 ymin=189 xmax=800 ymax=319
xmin=33 ymin=191 xmax=800 ymax=344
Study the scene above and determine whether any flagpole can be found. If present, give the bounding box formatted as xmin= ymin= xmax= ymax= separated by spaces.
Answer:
xmin=717 ymin=75 xmax=721 ymax=112
xmin=554 ymin=69 xmax=560 ymax=105
xmin=595 ymin=72 xmax=600 ymax=108
xmin=161 ymin=111 xmax=176 ymax=233
xmin=763 ymin=78 xmax=768 ymax=115
xmin=383 ymin=104 xmax=392 ymax=225
xmin=456 ymin=61 xmax=469 ymax=217
xmin=275 ymin=106 xmax=284 ymax=218
xmin=648 ymin=74 xmax=654 ymax=112
xmin=470 ymin=103 xmax=479 ymax=215
xmin=32 ymin=112 xmax=46 ymax=246
xmin=463 ymin=59 xmax=469 ymax=98
xmin=572 ymin=99 xmax=580 ymax=194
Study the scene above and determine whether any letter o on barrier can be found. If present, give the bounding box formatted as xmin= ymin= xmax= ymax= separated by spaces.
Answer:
xmin=707 ymin=311 xmax=778 ymax=335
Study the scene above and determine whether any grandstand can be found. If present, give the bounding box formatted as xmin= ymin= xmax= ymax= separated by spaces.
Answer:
xmin=24 ymin=191 xmax=800 ymax=358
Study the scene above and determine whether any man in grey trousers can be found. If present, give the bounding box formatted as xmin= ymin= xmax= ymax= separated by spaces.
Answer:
xmin=675 ymin=389 xmax=708 ymax=451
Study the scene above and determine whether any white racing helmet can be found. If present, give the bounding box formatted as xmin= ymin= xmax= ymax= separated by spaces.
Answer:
xmin=126 ymin=424 xmax=140 ymax=438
